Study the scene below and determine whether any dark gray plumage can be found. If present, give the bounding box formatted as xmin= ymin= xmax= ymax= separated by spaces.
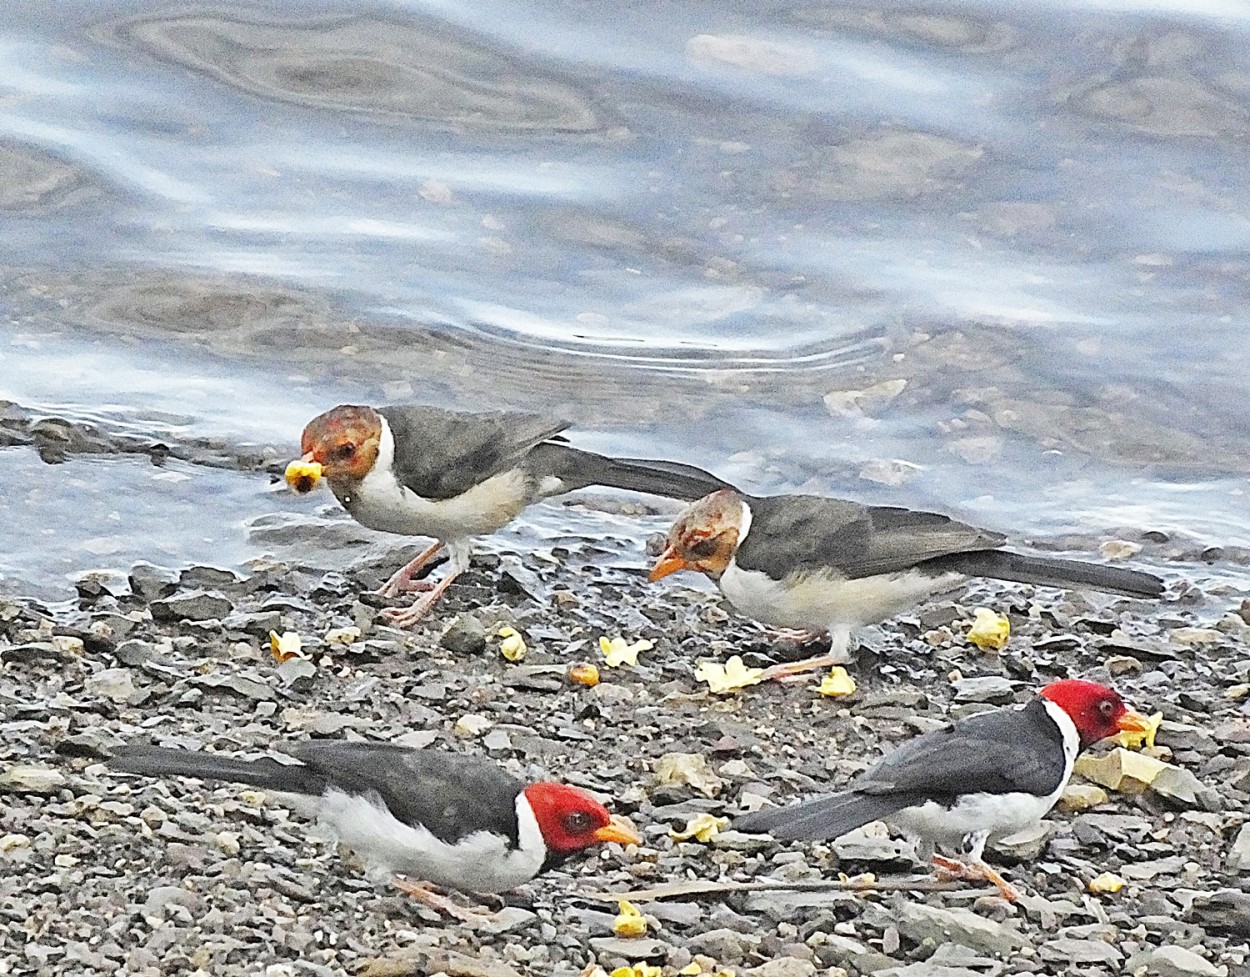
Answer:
xmin=737 ymin=494 xmax=1162 ymax=598
xmin=111 ymin=742 xmax=526 ymax=848
xmin=379 ymin=405 xmax=728 ymax=503
xmin=736 ymin=698 xmax=1069 ymax=842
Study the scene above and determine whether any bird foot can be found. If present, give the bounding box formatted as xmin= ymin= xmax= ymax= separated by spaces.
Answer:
xmin=932 ymin=854 xmax=1020 ymax=902
xmin=760 ymin=652 xmax=852 ymax=684
xmin=392 ymin=877 xmax=496 ymax=922
xmin=379 ymin=597 xmax=439 ymax=629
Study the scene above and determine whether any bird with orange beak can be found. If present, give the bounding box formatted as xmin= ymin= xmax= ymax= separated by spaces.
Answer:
xmin=651 ymin=488 xmax=1163 ymax=680
xmin=110 ymin=740 xmax=641 ymax=920
xmin=286 ymin=403 xmax=730 ymax=626
xmin=738 ymin=678 xmax=1154 ymax=901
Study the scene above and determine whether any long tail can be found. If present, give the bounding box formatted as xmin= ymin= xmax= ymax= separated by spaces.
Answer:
xmin=109 ymin=745 xmax=326 ymax=796
xmin=929 ymin=549 xmax=1163 ymax=599
xmin=532 ymin=444 xmax=732 ymax=501
xmin=736 ymin=791 xmax=908 ymax=842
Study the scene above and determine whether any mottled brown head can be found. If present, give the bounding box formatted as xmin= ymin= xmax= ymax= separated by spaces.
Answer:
xmin=285 ymin=404 xmax=383 ymax=493
xmin=649 ymin=488 xmax=745 ymax=582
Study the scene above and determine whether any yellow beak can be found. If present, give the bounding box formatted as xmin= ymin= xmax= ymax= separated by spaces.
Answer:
xmin=1115 ymin=709 xmax=1153 ymax=734
xmin=284 ymin=452 xmax=323 ymax=494
xmin=649 ymin=546 xmax=688 ymax=582
xmin=593 ymin=815 xmax=642 ymax=847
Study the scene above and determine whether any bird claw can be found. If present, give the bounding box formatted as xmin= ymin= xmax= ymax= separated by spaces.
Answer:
xmin=931 ymin=854 xmax=1020 ymax=902
xmin=380 ymin=598 xmax=438 ymax=629
xmin=378 ymin=578 xmax=437 ymax=597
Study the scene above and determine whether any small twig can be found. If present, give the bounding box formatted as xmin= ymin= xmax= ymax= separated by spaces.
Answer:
xmin=574 ymin=876 xmax=994 ymax=903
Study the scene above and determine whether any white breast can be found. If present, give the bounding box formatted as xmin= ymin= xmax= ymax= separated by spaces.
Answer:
xmin=344 ymin=418 xmax=534 ymax=541
xmin=280 ymin=789 xmax=547 ymax=894
xmin=718 ymin=558 xmax=964 ymax=633
xmin=889 ymin=700 xmax=1080 ymax=849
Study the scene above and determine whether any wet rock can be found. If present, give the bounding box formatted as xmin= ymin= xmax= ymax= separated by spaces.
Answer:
xmin=128 ymin=562 xmax=179 ymax=600
xmin=440 ymin=614 xmax=487 ymax=656
xmin=151 ymin=591 xmax=233 ymax=622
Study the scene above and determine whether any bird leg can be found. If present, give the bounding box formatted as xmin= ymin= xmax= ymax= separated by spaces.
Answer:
xmin=392 ymin=877 xmax=495 ymax=922
xmin=377 ymin=542 xmax=445 ymax=598
xmin=379 ymin=568 xmax=462 ymax=629
xmin=931 ymin=854 xmax=1020 ymax=902
xmin=760 ymin=628 xmax=854 ymax=683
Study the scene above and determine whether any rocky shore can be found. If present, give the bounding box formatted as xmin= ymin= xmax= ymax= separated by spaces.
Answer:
xmin=2 ymin=525 xmax=1249 ymax=977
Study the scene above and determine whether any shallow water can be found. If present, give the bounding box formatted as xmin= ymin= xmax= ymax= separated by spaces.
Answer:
xmin=2 ymin=0 xmax=1249 ymax=595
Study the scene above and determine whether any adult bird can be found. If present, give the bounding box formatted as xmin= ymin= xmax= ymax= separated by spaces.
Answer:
xmin=650 ymin=488 xmax=1163 ymax=680
xmin=109 ymin=740 xmax=640 ymax=919
xmin=737 ymin=678 xmax=1151 ymax=900
xmin=286 ymin=403 xmax=730 ymax=626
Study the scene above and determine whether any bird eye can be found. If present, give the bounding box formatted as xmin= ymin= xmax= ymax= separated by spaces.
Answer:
xmin=1098 ymin=700 xmax=1115 ymax=717
xmin=688 ymin=536 xmax=720 ymax=559
xmin=333 ymin=443 xmax=356 ymax=461
xmin=563 ymin=811 xmax=593 ymax=834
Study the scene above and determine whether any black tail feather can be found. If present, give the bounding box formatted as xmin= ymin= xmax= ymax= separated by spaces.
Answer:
xmin=736 ymin=791 xmax=907 ymax=842
xmin=109 ymin=745 xmax=326 ymax=796
xmin=930 ymin=549 xmax=1163 ymax=599
xmin=537 ymin=444 xmax=732 ymax=502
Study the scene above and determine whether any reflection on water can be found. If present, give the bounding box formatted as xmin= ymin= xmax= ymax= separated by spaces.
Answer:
xmin=1 ymin=0 xmax=1249 ymax=593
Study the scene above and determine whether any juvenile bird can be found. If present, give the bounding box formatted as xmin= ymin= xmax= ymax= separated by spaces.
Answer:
xmin=286 ymin=403 xmax=730 ymax=626
xmin=650 ymin=488 xmax=1163 ymax=679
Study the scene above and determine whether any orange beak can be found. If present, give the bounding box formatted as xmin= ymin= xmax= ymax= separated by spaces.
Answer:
xmin=649 ymin=546 xmax=688 ymax=582
xmin=284 ymin=451 xmax=323 ymax=494
xmin=1115 ymin=709 xmax=1152 ymax=734
xmin=594 ymin=814 xmax=642 ymax=847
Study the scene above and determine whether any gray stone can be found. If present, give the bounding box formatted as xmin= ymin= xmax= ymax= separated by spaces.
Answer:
xmin=832 ymin=827 xmax=918 ymax=864
xmin=474 ymin=906 xmax=536 ymax=935
xmin=1039 ymin=937 xmax=1122 ymax=965
xmin=189 ymin=673 xmax=273 ymax=701
xmin=0 ymin=766 xmax=66 ymax=795
xmin=151 ymin=591 xmax=233 ymax=622
xmin=276 ymin=657 xmax=317 ymax=688
xmin=439 ymin=614 xmax=487 ymax=655
xmin=113 ymin=639 xmax=154 ymax=667
xmin=989 ymin=820 xmax=1052 ymax=861
xmin=1148 ymin=766 xmax=1221 ymax=811
xmin=740 ymin=961 xmax=817 ymax=977
xmin=1142 ymin=944 xmax=1227 ymax=977
xmin=128 ymin=562 xmax=179 ymax=600
xmin=883 ymin=900 xmax=1028 ymax=955
xmin=84 ymin=667 xmax=135 ymax=704
xmin=951 ymin=676 xmax=1016 ymax=704
xmin=587 ymin=936 xmax=669 ymax=959
xmin=1121 ymin=855 xmax=1186 ymax=881
xmin=1228 ymin=824 xmax=1250 ymax=872
xmin=686 ymin=927 xmax=760 ymax=963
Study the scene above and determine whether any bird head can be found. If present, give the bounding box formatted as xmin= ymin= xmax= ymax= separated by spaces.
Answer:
xmin=649 ymin=488 xmax=744 ymax=582
xmin=1040 ymin=679 xmax=1151 ymax=748
xmin=284 ymin=405 xmax=383 ymax=493
xmin=522 ymin=782 xmax=641 ymax=854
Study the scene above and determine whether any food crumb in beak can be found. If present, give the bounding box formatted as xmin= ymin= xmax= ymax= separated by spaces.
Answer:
xmin=285 ymin=459 xmax=323 ymax=494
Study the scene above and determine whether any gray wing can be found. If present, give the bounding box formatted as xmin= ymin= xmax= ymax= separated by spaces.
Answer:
xmin=379 ymin=405 xmax=568 ymax=501
xmin=853 ymin=699 xmax=1067 ymax=802
xmin=287 ymin=741 xmax=525 ymax=847
xmin=735 ymin=494 xmax=1005 ymax=581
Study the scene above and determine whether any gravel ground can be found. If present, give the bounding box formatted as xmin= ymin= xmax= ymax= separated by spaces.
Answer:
xmin=3 ymin=519 xmax=1250 ymax=977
